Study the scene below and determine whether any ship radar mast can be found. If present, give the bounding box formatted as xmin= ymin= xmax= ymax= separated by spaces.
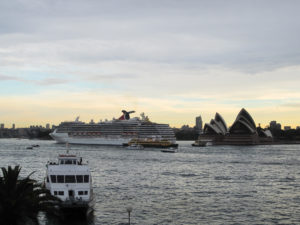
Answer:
xmin=75 ymin=116 xmax=80 ymax=122
xmin=140 ymin=112 xmax=150 ymax=122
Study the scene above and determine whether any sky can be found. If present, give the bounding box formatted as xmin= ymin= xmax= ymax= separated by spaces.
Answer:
xmin=1 ymin=0 xmax=300 ymax=128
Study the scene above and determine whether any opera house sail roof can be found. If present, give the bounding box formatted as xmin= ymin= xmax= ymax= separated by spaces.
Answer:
xmin=229 ymin=108 xmax=257 ymax=134
xmin=199 ymin=108 xmax=273 ymax=145
xmin=203 ymin=112 xmax=228 ymax=135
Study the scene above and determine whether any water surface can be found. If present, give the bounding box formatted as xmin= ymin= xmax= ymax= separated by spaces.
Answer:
xmin=1 ymin=139 xmax=300 ymax=224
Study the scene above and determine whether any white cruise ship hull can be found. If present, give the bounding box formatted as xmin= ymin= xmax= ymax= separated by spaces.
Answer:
xmin=50 ymin=131 xmax=131 ymax=146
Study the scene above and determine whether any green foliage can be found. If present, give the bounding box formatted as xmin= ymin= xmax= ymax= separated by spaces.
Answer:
xmin=174 ymin=128 xmax=198 ymax=140
xmin=0 ymin=166 xmax=60 ymax=225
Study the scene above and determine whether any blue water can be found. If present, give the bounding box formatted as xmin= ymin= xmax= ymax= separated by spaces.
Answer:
xmin=1 ymin=139 xmax=300 ymax=224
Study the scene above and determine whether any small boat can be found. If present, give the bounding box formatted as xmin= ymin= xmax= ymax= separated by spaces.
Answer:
xmin=45 ymin=152 xmax=94 ymax=216
xmin=26 ymin=146 xmax=33 ymax=150
xmin=32 ymin=144 xmax=40 ymax=147
xmin=126 ymin=144 xmax=144 ymax=150
xmin=161 ymin=148 xmax=176 ymax=153
xmin=192 ymin=140 xmax=212 ymax=147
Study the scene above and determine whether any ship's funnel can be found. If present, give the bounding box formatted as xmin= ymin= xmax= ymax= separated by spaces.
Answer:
xmin=119 ymin=110 xmax=135 ymax=120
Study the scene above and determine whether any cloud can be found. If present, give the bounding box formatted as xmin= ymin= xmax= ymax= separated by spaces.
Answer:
xmin=0 ymin=74 xmax=24 ymax=81
xmin=1 ymin=0 xmax=300 ymax=71
xmin=0 ymin=73 xmax=70 ymax=86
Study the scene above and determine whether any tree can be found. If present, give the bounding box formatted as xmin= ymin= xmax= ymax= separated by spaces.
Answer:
xmin=0 ymin=166 xmax=60 ymax=225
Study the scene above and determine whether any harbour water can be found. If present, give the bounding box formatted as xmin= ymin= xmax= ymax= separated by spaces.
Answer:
xmin=1 ymin=138 xmax=300 ymax=224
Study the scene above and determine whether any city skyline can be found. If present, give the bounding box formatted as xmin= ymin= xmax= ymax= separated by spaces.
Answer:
xmin=0 ymin=115 xmax=298 ymax=130
xmin=1 ymin=1 xmax=300 ymax=128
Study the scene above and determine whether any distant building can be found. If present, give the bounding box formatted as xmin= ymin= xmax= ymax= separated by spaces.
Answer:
xmin=46 ymin=123 xmax=50 ymax=129
xmin=195 ymin=116 xmax=203 ymax=134
xmin=12 ymin=124 xmax=15 ymax=129
xmin=0 ymin=124 xmax=4 ymax=129
xmin=297 ymin=126 xmax=300 ymax=130
xmin=284 ymin=126 xmax=291 ymax=131
xmin=181 ymin=125 xmax=191 ymax=130
xmin=270 ymin=121 xmax=281 ymax=130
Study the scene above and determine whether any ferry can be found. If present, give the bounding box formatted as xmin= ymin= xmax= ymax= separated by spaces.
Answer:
xmin=125 ymin=138 xmax=178 ymax=148
xmin=45 ymin=153 xmax=94 ymax=215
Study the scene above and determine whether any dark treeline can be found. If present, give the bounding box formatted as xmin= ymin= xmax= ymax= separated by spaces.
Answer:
xmin=175 ymin=126 xmax=300 ymax=141
xmin=269 ymin=128 xmax=300 ymax=142
xmin=1 ymin=126 xmax=300 ymax=142
xmin=173 ymin=127 xmax=198 ymax=140
xmin=0 ymin=128 xmax=52 ymax=139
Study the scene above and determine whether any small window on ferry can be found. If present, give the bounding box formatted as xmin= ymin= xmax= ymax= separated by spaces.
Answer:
xmin=76 ymin=175 xmax=83 ymax=183
xmin=57 ymin=175 xmax=64 ymax=183
xmin=50 ymin=175 xmax=57 ymax=183
xmin=60 ymin=160 xmax=64 ymax=164
xmin=84 ymin=191 xmax=88 ymax=195
xmin=65 ymin=175 xmax=76 ymax=183
xmin=58 ymin=191 xmax=64 ymax=196
xmin=46 ymin=176 xmax=49 ymax=182
xmin=65 ymin=160 xmax=72 ymax=164
xmin=84 ymin=175 xmax=89 ymax=183
xmin=78 ymin=191 xmax=84 ymax=195
xmin=54 ymin=191 xmax=58 ymax=195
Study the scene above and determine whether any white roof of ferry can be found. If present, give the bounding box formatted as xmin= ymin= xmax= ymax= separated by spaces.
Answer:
xmin=47 ymin=154 xmax=90 ymax=173
xmin=47 ymin=165 xmax=90 ymax=173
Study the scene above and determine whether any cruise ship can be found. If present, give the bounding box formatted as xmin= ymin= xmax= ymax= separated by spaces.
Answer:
xmin=50 ymin=110 xmax=177 ymax=148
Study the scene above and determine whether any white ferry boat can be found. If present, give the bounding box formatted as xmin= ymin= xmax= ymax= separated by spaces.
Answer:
xmin=45 ymin=153 xmax=94 ymax=215
xmin=50 ymin=110 xmax=177 ymax=148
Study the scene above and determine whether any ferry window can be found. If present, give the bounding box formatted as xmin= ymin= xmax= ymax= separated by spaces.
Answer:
xmin=47 ymin=176 xmax=49 ymax=182
xmin=78 ymin=191 xmax=84 ymax=195
xmin=73 ymin=160 xmax=76 ymax=164
xmin=58 ymin=191 xmax=64 ymax=196
xmin=54 ymin=191 xmax=58 ymax=195
xmin=57 ymin=175 xmax=64 ymax=183
xmin=50 ymin=175 xmax=57 ymax=183
xmin=76 ymin=175 xmax=83 ymax=183
xmin=65 ymin=175 xmax=76 ymax=183
xmin=60 ymin=160 xmax=64 ymax=164
xmin=65 ymin=160 xmax=72 ymax=164
xmin=84 ymin=191 xmax=88 ymax=195
xmin=84 ymin=175 xmax=89 ymax=183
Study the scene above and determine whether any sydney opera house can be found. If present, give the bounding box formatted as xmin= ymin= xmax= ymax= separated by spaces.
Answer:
xmin=195 ymin=108 xmax=273 ymax=145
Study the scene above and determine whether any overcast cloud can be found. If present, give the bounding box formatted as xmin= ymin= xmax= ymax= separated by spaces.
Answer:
xmin=1 ymin=0 xmax=300 ymax=126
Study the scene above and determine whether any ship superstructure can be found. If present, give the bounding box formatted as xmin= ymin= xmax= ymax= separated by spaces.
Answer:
xmin=50 ymin=111 xmax=177 ymax=147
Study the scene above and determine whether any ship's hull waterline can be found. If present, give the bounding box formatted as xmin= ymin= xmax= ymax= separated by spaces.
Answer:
xmin=50 ymin=132 xmax=131 ymax=146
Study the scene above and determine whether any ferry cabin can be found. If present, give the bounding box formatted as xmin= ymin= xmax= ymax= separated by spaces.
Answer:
xmin=45 ymin=155 xmax=92 ymax=202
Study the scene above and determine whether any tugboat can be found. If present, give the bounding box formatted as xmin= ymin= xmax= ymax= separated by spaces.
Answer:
xmin=45 ymin=152 xmax=94 ymax=216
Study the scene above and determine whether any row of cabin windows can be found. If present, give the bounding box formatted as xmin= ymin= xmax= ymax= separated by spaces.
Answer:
xmin=53 ymin=191 xmax=64 ymax=196
xmin=78 ymin=191 xmax=88 ymax=195
xmin=53 ymin=190 xmax=88 ymax=196
xmin=59 ymin=159 xmax=78 ymax=165
xmin=49 ymin=175 xmax=89 ymax=183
